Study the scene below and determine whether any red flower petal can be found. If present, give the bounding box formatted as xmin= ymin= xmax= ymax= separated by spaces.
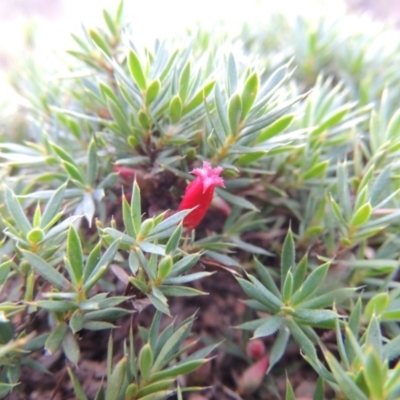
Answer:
xmin=178 ymin=161 xmax=224 ymax=230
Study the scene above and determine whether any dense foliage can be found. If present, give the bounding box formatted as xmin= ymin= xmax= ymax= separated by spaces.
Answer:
xmin=2 ymin=2 xmax=400 ymax=399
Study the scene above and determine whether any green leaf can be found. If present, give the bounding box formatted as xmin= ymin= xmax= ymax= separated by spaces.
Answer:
xmin=183 ymin=80 xmax=215 ymax=115
xmin=387 ymin=107 xmax=400 ymax=139
xmin=63 ymin=161 xmax=86 ymax=185
xmin=350 ymin=203 xmax=372 ymax=227
xmin=236 ymin=278 xmax=278 ymax=313
xmin=214 ymin=83 xmax=230 ymax=136
xmin=152 ymin=320 xmax=193 ymax=372
xmin=129 ymin=276 xmax=148 ymax=294
xmin=226 ymin=53 xmax=238 ymax=96
xmin=363 ymin=347 xmax=384 ymax=398
xmin=281 ymin=229 xmax=295 ymax=290
xmin=228 ymin=93 xmax=242 ymax=135
xmin=157 ymin=255 xmax=173 ymax=280
xmin=303 ymin=160 xmax=329 ymax=180
xmin=354 ymin=185 xmax=369 ymax=212
xmin=22 ymin=250 xmax=70 ymax=290
xmin=165 ymin=224 xmax=182 ymax=254
xmin=179 ymin=61 xmax=191 ymax=103
xmin=84 ymin=307 xmax=128 ymax=322
xmin=86 ymin=139 xmax=98 ymax=186
xmin=382 ymin=336 xmax=400 ymax=365
xmin=168 ymin=253 xmax=200 ymax=277
xmin=103 ymin=9 xmax=117 ymax=36
xmin=115 ymin=0 xmax=124 ymax=23
xmin=45 ymin=323 xmax=68 ymax=354
xmin=162 ymin=271 xmax=212 ymax=285
xmin=107 ymin=97 xmax=130 ymax=133
xmin=148 ymin=293 xmax=170 ymax=315
xmin=127 ymin=250 xmax=139 ymax=275
xmin=241 ymin=72 xmax=259 ymax=120
xmin=285 ymin=379 xmax=296 ymax=400
xmin=338 ymin=162 xmax=352 ymax=220
xmin=169 ymin=95 xmax=183 ymax=123
xmin=291 ymin=262 xmax=330 ymax=305
xmin=254 ymin=258 xmax=281 ymax=298
xmin=136 ymin=379 xmax=174 ymax=398
xmin=131 ymin=180 xmax=142 ymax=236
xmin=138 ymin=109 xmax=151 ymax=130
xmin=149 ymin=209 xmax=191 ymax=237
xmin=138 ymin=241 xmax=165 ymax=256
xmin=67 ymin=367 xmax=89 ymax=400
xmin=313 ymin=377 xmax=325 ymax=400
xmin=217 ymin=188 xmax=258 ymax=211
xmin=138 ymin=218 xmax=155 ymax=240
xmin=128 ymin=49 xmax=147 ymax=91
xmin=35 ymin=300 xmax=77 ymax=312
xmin=0 ymin=259 xmax=11 ymax=286
xmin=139 ymin=344 xmax=153 ymax=383
xmin=256 ymin=114 xmax=294 ymax=143
xmin=293 ymin=253 xmax=308 ymax=293
xmin=70 ymin=310 xmax=84 ymax=334
xmin=282 ymin=271 xmax=293 ymax=303
xmin=329 ymin=194 xmax=347 ymax=227
xmin=364 ymin=292 xmax=389 ymax=320
xmin=324 ymin=351 xmax=368 ymax=400
xmin=294 ymin=309 xmax=337 ymax=326
xmin=51 ymin=141 xmax=78 ymax=166
xmin=83 ymin=321 xmax=116 ymax=330
xmin=287 ymin=318 xmax=318 ymax=362
xmin=67 ymin=226 xmax=83 ymax=285
xmin=365 ymin=315 xmax=382 ymax=355
xmin=299 ymin=287 xmax=355 ymax=309
xmin=370 ymin=166 xmax=391 ymax=206
xmin=125 ymin=384 xmax=138 ymax=399
xmin=5 ymin=186 xmax=32 ymax=236
xmin=96 ymin=238 xmax=121 ymax=274
xmin=138 ymin=392 xmax=171 ymax=400
xmin=105 ymin=357 xmax=127 ymax=400
xmin=311 ymin=105 xmax=350 ymax=137
xmin=253 ymin=315 xmax=284 ymax=339
xmin=248 ymin=274 xmax=283 ymax=310
xmin=0 ymin=383 xmax=19 ymax=398
xmin=88 ymin=29 xmax=111 ymax=56
xmin=84 ymin=239 xmax=120 ymax=292
xmin=268 ymin=325 xmax=290 ymax=372
xmin=41 ymin=183 xmax=66 ymax=229
xmin=151 ymin=359 xmax=205 ymax=381
xmin=83 ymin=241 xmax=102 ymax=283
xmin=386 ymin=362 xmax=400 ymax=398
xmin=237 ymin=318 xmax=267 ymax=331
xmin=27 ymin=228 xmax=44 ymax=243
xmin=32 ymin=202 xmax=42 ymax=228
xmin=159 ymin=285 xmax=206 ymax=297
xmin=122 ymin=195 xmax=136 ymax=238
xmin=145 ymin=79 xmax=161 ymax=106
xmin=63 ymin=330 xmax=80 ymax=364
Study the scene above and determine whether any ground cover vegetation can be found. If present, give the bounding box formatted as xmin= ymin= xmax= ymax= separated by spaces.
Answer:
xmin=1 ymin=2 xmax=400 ymax=399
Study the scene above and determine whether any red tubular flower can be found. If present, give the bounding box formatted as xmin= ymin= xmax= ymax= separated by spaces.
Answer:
xmin=178 ymin=161 xmax=225 ymax=230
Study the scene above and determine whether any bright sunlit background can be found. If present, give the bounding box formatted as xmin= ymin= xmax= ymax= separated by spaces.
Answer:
xmin=0 ymin=0 xmax=398 ymax=111
xmin=0 ymin=0 xmax=347 ymax=54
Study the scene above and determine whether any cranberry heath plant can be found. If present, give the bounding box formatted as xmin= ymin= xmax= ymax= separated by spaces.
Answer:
xmin=2 ymin=2 xmax=400 ymax=399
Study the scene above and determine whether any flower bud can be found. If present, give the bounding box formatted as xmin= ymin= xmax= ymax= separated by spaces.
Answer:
xmin=246 ymin=339 xmax=266 ymax=360
xmin=157 ymin=255 xmax=173 ymax=280
xmin=237 ymin=354 xmax=269 ymax=395
xmin=138 ymin=218 xmax=154 ymax=239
